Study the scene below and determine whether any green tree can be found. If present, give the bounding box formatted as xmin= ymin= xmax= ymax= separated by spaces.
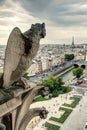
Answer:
xmin=42 ymin=76 xmax=72 ymax=97
xmin=52 ymin=89 xmax=59 ymax=97
xmin=54 ymin=77 xmax=64 ymax=90
xmin=73 ymin=67 xmax=83 ymax=79
xmin=65 ymin=54 xmax=74 ymax=61
xmin=42 ymin=76 xmax=64 ymax=92
xmin=42 ymin=76 xmax=54 ymax=92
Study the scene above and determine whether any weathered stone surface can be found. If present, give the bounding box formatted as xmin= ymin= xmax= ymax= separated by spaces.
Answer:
xmin=0 ymin=97 xmax=21 ymax=117
xmin=18 ymin=107 xmax=48 ymax=130
xmin=0 ymin=81 xmax=48 ymax=130
xmin=2 ymin=23 xmax=46 ymax=88
xmin=0 ymin=23 xmax=47 ymax=130
xmin=15 ymin=85 xmax=47 ymax=130
xmin=0 ymin=89 xmax=13 ymax=105
xmin=0 ymin=82 xmax=37 ymax=105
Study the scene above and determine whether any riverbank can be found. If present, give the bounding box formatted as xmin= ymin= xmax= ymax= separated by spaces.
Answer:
xmin=50 ymin=64 xmax=74 ymax=77
xmin=54 ymin=66 xmax=74 ymax=77
xmin=29 ymin=61 xmax=74 ymax=82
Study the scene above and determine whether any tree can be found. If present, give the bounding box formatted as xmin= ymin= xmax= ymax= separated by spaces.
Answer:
xmin=73 ymin=67 xmax=83 ymax=79
xmin=54 ymin=76 xmax=64 ymax=90
xmin=42 ymin=76 xmax=54 ymax=92
xmin=42 ymin=76 xmax=72 ymax=97
xmin=65 ymin=54 xmax=74 ymax=61
xmin=42 ymin=76 xmax=64 ymax=92
xmin=52 ymin=89 xmax=58 ymax=97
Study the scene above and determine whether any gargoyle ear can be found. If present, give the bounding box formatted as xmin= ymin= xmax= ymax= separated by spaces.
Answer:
xmin=31 ymin=24 xmax=34 ymax=28
xmin=42 ymin=23 xmax=45 ymax=28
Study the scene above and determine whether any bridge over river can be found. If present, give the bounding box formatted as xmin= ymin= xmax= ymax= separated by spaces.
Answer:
xmin=74 ymin=60 xmax=87 ymax=68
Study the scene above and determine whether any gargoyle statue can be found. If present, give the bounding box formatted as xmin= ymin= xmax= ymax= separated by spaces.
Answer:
xmin=0 ymin=23 xmax=46 ymax=89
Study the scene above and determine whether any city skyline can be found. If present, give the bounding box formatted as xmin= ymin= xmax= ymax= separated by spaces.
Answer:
xmin=0 ymin=0 xmax=87 ymax=45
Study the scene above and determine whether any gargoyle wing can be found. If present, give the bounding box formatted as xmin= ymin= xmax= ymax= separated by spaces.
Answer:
xmin=3 ymin=27 xmax=25 ymax=88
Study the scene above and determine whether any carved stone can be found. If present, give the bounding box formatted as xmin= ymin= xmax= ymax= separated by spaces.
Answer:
xmin=2 ymin=23 xmax=46 ymax=88
xmin=0 ymin=83 xmax=49 ymax=130
xmin=0 ymin=23 xmax=48 ymax=130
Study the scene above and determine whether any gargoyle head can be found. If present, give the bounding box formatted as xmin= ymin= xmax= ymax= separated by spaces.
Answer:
xmin=39 ymin=107 xmax=49 ymax=119
xmin=30 ymin=23 xmax=46 ymax=38
xmin=40 ymin=87 xmax=49 ymax=97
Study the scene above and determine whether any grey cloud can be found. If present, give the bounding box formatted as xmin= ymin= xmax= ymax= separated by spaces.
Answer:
xmin=0 ymin=0 xmax=16 ymax=18
xmin=0 ymin=0 xmax=6 ymax=4
xmin=16 ymin=0 xmax=87 ymax=27
xmin=17 ymin=0 xmax=87 ymax=14
xmin=44 ymin=3 xmax=87 ymax=26
xmin=18 ymin=0 xmax=53 ymax=17
xmin=0 ymin=11 xmax=15 ymax=18
xmin=1 ymin=0 xmax=87 ymax=28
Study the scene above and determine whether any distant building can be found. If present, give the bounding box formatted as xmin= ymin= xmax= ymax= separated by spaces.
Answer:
xmin=71 ymin=36 xmax=75 ymax=49
xmin=37 ymin=60 xmax=42 ymax=73
xmin=83 ymin=45 xmax=87 ymax=60
xmin=27 ymin=62 xmax=37 ymax=76
xmin=84 ymin=64 xmax=87 ymax=85
xmin=61 ymin=57 xmax=65 ymax=64
xmin=83 ymin=51 xmax=87 ymax=85
xmin=46 ymin=58 xmax=52 ymax=70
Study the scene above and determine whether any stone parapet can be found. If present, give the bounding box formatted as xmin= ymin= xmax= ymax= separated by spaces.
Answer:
xmin=0 ymin=83 xmax=48 ymax=130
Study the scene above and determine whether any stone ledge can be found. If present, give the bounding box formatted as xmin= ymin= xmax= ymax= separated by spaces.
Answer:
xmin=0 ymin=89 xmax=14 ymax=105
xmin=0 ymin=82 xmax=37 ymax=105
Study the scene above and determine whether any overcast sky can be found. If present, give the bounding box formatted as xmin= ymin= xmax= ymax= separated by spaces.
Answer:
xmin=0 ymin=0 xmax=87 ymax=45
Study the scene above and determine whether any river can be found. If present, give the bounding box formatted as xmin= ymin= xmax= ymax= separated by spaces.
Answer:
xmin=61 ymin=69 xmax=74 ymax=82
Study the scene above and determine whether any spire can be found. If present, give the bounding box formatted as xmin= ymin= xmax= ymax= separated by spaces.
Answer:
xmin=72 ymin=36 xmax=74 ymax=45
xmin=71 ymin=36 xmax=75 ymax=48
